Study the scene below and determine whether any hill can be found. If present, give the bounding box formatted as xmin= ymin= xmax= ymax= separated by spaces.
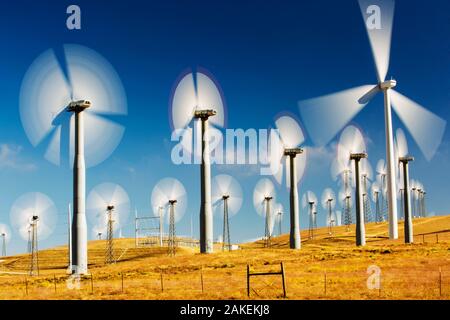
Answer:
xmin=0 ymin=215 xmax=449 ymax=300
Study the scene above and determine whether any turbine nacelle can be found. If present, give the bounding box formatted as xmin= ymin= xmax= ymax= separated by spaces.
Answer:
xmin=284 ymin=147 xmax=304 ymax=157
xmin=350 ymin=152 xmax=368 ymax=161
xmin=222 ymin=195 xmax=230 ymax=200
xmin=169 ymin=199 xmax=178 ymax=205
xmin=106 ymin=205 xmax=115 ymax=212
xmin=379 ymin=79 xmax=397 ymax=90
xmin=399 ymin=156 xmax=414 ymax=164
xmin=67 ymin=100 xmax=91 ymax=112
xmin=194 ymin=109 xmax=217 ymax=120
xmin=264 ymin=196 xmax=273 ymax=201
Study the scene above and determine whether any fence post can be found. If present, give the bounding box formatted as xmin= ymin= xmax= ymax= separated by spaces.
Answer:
xmin=121 ymin=273 xmax=124 ymax=293
xmin=200 ymin=267 xmax=204 ymax=293
xmin=160 ymin=272 xmax=164 ymax=292
xmin=436 ymin=234 xmax=439 ymax=243
xmin=247 ymin=265 xmax=250 ymax=297
xmin=324 ymin=271 xmax=327 ymax=296
xmin=281 ymin=262 xmax=286 ymax=298
xmin=54 ymin=274 xmax=57 ymax=293
xmin=25 ymin=277 xmax=28 ymax=296
xmin=439 ymin=267 xmax=442 ymax=297
xmin=90 ymin=274 xmax=94 ymax=293
xmin=423 ymin=234 xmax=425 ymax=243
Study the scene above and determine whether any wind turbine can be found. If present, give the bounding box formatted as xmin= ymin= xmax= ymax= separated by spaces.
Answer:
xmin=87 ymin=183 xmax=130 ymax=264
xmin=321 ymin=188 xmax=336 ymax=235
xmin=337 ymin=126 xmax=369 ymax=246
xmin=151 ymin=178 xmax=187 ymax=255
xmin=376 ymin=159 xmax=388 ymax=221
xmin=360 ymin=159 xmax=374 ymax=223
xmin=212 ymin=174 xmax=243 ymax=251
xmin=0 ymin=224 xmax=11 ymax=257
xmin=271 ymin=115 xmax=307 ymax=249
xmin=19 ymin=45 xmax=128 ymax=274
xmin=253 ymin=178 xmax=277 ymax=248
xmin=371 ymin=182 xmax=382 ymax=223
xmin=299 ymin=0 xmax=446 ymax=240
xmin=395 ymin=128 xmax=414 ymax=243
xmin=274 ymin=203 xmax=284 ymax=236
xmin=170 ymin=70 xmax=225 ymax=254
xmin=10 ymin=192 xmax=57 ymax=275
xmin=302 ymin=191 xmax=317 ymax=240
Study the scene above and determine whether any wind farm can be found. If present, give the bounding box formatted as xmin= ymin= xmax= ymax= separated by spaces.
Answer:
xmin=0 ymin=0 xmax=449 ymax=303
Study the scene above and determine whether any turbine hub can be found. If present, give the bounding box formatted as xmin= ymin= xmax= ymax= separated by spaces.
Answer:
xmin=222 ymin=195 xmax=230 ymax=200
xmin=379 ymin=79 xmax=397 ymax=90
xmin=107 ymin=205 xmax=115 ymax=211
xmin=169 ymin=199 xmax=178 ymax=205
xmin=264 ymin=196 xmax=273 ymax=201
xmin=284 ymin=147 xmax=303 ymax=157
xmin=194 ymin=109 xmax=217 ymax=119
xmin=67 ymin=100 xmax=91 ymax=112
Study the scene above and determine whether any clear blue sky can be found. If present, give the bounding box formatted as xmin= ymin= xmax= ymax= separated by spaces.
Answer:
xmin=0 ymin=0 xmax=449 ymax=255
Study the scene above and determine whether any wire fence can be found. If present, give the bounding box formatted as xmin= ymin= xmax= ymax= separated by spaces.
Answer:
xmin=1 ymin=264 xmax=448 ymax=300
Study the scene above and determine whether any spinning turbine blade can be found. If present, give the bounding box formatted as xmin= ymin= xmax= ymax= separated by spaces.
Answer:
xmin=171 ymin=73 xmax=197 ymax=130
xmin=275 ymin=116 xmax=304 ymax=148
xmin=151 ymin=178 xmax=187 ymax=223
xmin=321 ymin=188 xmax=336 ymax=209
xmin=212 ymin=174 xmax=243 ymax=217
xmin=298 ymin=85 xmax=376 ymax=146
xmin=253 ymin=178 xmax=276 ymax=216
xmin=395 ymin=128 xmax=408 ymax=158
xmin=87 ymin=183 xmax=130 ymax=230
xmin=390 ymin=90 xmax=446 ymax=161
xmin=20 ymin=44 xmax=128 ymax=168
xmin=358 ymin=0 xmax=395 ymax=82
xmin=9 ymin=192 xmax=57 ymax=241
xmin=196 ymin=72 xmax=225 ymax=128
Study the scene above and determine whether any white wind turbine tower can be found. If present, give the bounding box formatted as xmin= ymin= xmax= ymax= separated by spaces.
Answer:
xmin=212 ymin=174 xmax=243 ymax=251
xmin=395 ymin=128 xmax=414 ymax=243
xmin=299 ymin=0 xmax=446 ymax=240
xmin=321 ymin=188 xmax=336 ymax=235
xmin=171 ymin=70 xmax=225 ymax=254
xmin=87 ymin=183 xmax=130 ymax=264
xmin=271 ymin=115 xmax=307 ymax=249
xmin=10 ymin=192 xmax=57 ymax=276
xmin=337 ymin=126 xmax=368 ymax=246
xmin=151 ymin=178 xmax=188 ymax=254
xmin=19 ymin=45 xmax=128 ymax=274
xmin=302 ymin=191 xmax=317 ymax=240
xmin=253 ymin=178 xmax=277 ymax=248
xmin=0 ymin=224 xmax=12 ymax=257
xmin=360 ymin=159 xmax=374 ymax=223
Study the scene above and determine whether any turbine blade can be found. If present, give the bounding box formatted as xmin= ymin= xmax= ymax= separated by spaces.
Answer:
xmin=64 ymin=44 xmax=127 ymax=115
xmin=395 ymin=128 xmax=408 ymax=158
xmin=358 ymin=85 xmax=381 ymax=104
xmin=358 ymin=0 xmax=395 ymax=82
xmin=196 ymin=72 xmax=225 ymax=128
xmin=391 ymin=90 xmax=447 ymax=161
xmin=171 ymin=73 xmax=197 ymax=130
xmin=19 ymin=49 xmax=71 ymax=149
xmin=82 ymin=112 xmax=125 ymax=168
xmin=298 ymin=85 xmax=375 ymax=146
xmin=275 ymin=115 xmax=305 ymax=148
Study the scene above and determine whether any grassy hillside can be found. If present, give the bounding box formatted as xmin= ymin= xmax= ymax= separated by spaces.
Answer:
xmin=0 ymin=215 xmax=449 ymax=300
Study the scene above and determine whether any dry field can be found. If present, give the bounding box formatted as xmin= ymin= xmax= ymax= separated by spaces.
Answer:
xmin=0 ymin=215 xmax=449 ymax=300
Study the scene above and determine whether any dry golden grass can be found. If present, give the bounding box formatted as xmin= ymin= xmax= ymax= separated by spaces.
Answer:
xmin=0 ymin=215 xmax=449 ymax=300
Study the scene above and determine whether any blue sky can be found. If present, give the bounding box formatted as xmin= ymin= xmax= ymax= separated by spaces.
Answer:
xmin=0 ymin=0 xmax=449 ymax=254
